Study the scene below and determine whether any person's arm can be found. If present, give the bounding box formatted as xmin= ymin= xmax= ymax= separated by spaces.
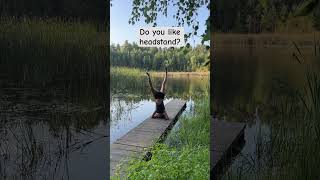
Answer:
xmin=160 ymin=68 xmax=167 ymax=93
xmin=147 ymin=72 xmax=156 ymax=94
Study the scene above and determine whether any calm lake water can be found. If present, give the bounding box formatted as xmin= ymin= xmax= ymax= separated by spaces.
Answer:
xmin=110 ymin=74 xmax=209 ymax=144
xmin=0 ymin=64 xmax=108 ymax=179
xmin=213 ymin=45 xmax=320 ymax=175
xmin=0 ymin=20 xmax=108 ymax=179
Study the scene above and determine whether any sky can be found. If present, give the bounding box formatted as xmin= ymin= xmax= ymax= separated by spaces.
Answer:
xmin=110 ymin=0 xmax=209 ymax=46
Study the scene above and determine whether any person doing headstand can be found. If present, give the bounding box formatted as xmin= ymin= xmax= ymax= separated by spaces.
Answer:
xmin=146 ymin=68 xmax=169 ymax=120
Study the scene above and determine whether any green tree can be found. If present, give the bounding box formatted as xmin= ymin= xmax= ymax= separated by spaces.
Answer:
xmin=129 ymin=0 xmax=210 ymax=43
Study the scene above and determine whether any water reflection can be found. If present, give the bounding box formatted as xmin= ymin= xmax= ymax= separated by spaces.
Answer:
xmin=214 ymin=47 xmax=319 ymax=117
xmin=0 ymin=65 xmax=108 ymax=179
xmin=213 ymin=45 xmax=320 ymax=175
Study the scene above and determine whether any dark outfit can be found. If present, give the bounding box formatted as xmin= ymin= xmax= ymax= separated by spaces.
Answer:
xmin=154 ymin=91 xmax=165 ymax=113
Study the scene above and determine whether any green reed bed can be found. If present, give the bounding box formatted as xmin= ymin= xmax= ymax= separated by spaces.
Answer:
xmin=111 ymin=67 xmax=144 ymax=77
xmin=112 ymin=94 xmax=210 ymax=180
xmin=0 ymin=17 xmax=106 ymax=62
xmin=111 ymin=67 xmax=145 ymax=99
xmin=0 ymin=17 xmax=107 ymax=105
xmin=110 ymin=66 xmax=171 ymax=77
xmin=0 ymin=17 xmax=107 ymax=80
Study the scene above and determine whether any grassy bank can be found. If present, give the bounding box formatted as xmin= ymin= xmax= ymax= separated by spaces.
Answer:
xmin=151 ymin=71 xmax=209 ymax=77
xmin=112 ymin=94 xmax=210 ymax=179
xmin=111 ymin=67 xmax=209 ymax=77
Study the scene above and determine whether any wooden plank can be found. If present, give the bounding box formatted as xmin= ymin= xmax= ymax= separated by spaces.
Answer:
xmin=211 ymin=119 xmax=246 ymax=179
xmin=111 ymin=143 xmax=146 ymax=153
xmin=211 ymin=150 xmax=224 ymax=168
xmin=110 ymin=99 xmax=187 ymax=176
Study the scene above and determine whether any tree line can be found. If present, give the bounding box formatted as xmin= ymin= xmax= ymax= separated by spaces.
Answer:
xmin=213 ymin=0 xmax=320 ymax=32
xmin=110 ymin=41 xmax=209 ymax=72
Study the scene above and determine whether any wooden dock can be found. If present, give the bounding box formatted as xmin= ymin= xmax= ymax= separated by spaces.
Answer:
xmin=110 ymin=99 xmax=187 ymax=176
xmin=211 ymin=119 xmax=246 ymax=179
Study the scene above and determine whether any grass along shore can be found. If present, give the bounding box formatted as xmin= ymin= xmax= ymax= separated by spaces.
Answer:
xmin=0 ymin=17 xmax=107 ymax=79
xmin=111 ymin=67 xmax=209 ymax=77
xmin=0 ymin=17 xmax=108 ymax=105
xmin=0 ymin=17 xmax=107 ymax=65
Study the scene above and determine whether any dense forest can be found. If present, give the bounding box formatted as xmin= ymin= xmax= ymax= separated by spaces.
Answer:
xmin=110 ymin=41 xmax=209 ymax=72
xmin=213 ymin=0 xmax=320 ymax=32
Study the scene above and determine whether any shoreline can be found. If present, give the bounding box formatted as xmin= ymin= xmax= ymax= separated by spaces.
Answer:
xmin=111 ymin=67 xmax=210 ymax=77
xmin=148 ymin=71 xmax=209 ymax=77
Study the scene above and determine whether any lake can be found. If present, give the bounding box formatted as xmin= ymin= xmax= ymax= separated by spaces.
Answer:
xmin=0 ymin=67 xmax=108 ymax=179
xmin=110 ymin=73 xmax=209 ymax=144
xmin=213 ymin=41 xmax=320 ymax=176
xmin=0 ymin=20 xmax=108 ymax=179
